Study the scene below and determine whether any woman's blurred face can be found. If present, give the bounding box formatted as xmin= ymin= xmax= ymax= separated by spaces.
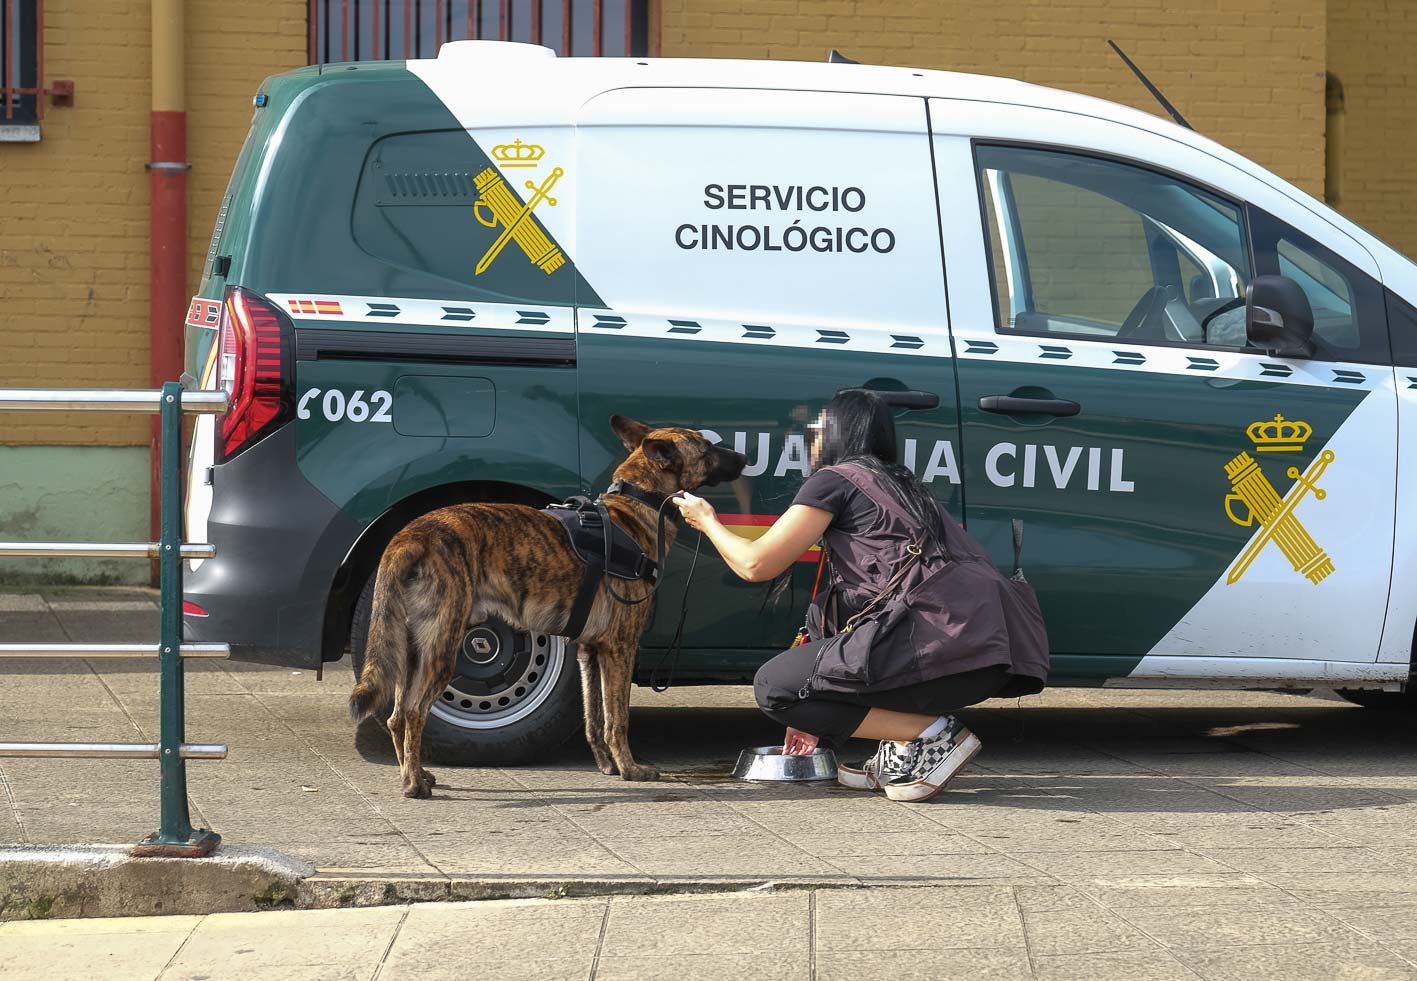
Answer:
xmin=808 ymin=409 xmax=827 ymax=468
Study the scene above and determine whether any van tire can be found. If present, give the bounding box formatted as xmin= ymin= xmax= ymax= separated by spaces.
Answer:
xmin=349 ymin=574 xmax=583 ymax=766
xmin=1335 ymin=687 xmax=1417 ymax=709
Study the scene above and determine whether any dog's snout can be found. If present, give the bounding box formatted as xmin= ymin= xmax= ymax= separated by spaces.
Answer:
xmin=717 ymin=448 xmax=748 ymax=482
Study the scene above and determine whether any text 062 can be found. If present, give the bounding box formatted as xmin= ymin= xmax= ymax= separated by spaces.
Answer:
xmin=297 ymin=388 xmax=393 ymax=423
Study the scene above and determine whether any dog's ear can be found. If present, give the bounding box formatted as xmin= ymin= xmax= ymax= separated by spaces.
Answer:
xmin=641 ymin=437 xmax=679 ymax=471
xmin=609 ymin=415 xmax=654 ymax=452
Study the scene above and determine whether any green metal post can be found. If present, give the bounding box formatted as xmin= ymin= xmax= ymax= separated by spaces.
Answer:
xmin=134 ymin=381 xmax=219 ymax=857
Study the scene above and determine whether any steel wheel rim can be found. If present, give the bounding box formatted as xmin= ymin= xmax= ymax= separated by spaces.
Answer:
xmin=430 ymin=621 xmax=566 ymax=730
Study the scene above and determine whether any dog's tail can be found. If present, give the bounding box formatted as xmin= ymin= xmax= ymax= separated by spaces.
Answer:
xmin=349 ymin=539 xmax=425 ymax=722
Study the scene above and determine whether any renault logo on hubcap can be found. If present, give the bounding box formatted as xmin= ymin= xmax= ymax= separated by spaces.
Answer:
xmin=464 ymin=628 xmax=500 ymax=664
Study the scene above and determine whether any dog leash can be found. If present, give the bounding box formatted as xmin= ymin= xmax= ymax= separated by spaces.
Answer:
xmin=649 ymin=529 xmax=703 ymax=693
xmin=790 ymin=549 xmax=829 ymax=647
xmin=604 ymin=494 xmax=678 ymax=606
xmin=571 ymin=484 xmax=703 ymax=691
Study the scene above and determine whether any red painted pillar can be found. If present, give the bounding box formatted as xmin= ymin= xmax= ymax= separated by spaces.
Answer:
xmin=150 ymin=1 xmax=186 ymax=566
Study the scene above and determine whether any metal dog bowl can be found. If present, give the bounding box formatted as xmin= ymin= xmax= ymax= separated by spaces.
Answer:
xmin=732 ymin=745 xmax=838 ymax=782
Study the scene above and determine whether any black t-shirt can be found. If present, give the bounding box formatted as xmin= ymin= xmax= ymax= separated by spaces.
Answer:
xmin=791 ymin=468 xmax=877 ymax=535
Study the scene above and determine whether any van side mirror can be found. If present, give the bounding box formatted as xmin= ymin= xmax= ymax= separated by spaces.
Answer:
xmin=1246 ymin=275 xmax=1314 ymax=358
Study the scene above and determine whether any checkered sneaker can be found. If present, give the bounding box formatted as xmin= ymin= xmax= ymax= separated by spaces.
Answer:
xmin=884 ymin=721 xmax=982 ymax=802
xmin=836 ymin=739 xmax=912 ymax=791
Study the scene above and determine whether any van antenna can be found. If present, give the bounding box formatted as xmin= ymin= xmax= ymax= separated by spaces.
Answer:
xmin=828 ymin=49 xmax=858 ymax=64
xmin=1106 ymin=39 xmax=1193 ymax=131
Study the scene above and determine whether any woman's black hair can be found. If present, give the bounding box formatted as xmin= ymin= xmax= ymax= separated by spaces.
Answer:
xmin=813 ymin=388 xmax=948 ymax=548
xmin=766 ymin=389 xmax=949 ymax=605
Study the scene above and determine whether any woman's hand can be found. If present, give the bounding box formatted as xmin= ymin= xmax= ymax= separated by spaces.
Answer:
xmin=782 ymin=727 xmax=820 ymax=756
xmin=671 ymin=491 xmax=717 ymax=532
xmin=671 ymin=499 xmax=830 ymax=584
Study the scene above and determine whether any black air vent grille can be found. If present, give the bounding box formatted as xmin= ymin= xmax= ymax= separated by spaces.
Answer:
xmin=381 ymin=172 xmax=478 ymax=200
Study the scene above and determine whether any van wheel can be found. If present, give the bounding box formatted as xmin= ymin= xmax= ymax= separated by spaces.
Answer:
xmin=1336 ymin=687 xmax=1417 ymax=709
xmin=349 ymin=575 xmax=582 ymax=765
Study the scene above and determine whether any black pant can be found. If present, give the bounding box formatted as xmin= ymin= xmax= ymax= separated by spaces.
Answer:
xmin=753 ymin=639 xmax=1010 ymax=748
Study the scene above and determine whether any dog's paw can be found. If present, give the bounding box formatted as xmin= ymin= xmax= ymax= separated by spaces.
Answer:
xmin=590 ymin=749 xmax=618 ymax=776
xmin=402 ymin=769 xmax=437 ymax=799
xmin=620 ymin=762 xmax=660 ymax=782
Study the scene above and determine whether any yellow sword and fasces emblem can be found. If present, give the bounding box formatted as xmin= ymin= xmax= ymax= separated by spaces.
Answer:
xmin=471 ymin=139 xmax=565 ymax=276
xmin=1223 ymin=414 xmax=1335 ymax=585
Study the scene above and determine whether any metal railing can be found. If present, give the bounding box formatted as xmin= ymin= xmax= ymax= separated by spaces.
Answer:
xmin=0 ymin=381 xmax=231 ymax=857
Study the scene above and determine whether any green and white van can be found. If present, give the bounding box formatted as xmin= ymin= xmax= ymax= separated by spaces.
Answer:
xmin=184 ymin=40 xmax=1417 ymax=763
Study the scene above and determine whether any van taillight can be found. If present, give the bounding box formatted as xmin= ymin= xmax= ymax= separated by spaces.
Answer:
xmin=214 ymin=287 xmax=292 ymax=461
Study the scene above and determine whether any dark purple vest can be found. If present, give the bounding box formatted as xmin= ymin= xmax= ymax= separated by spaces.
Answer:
xmin=807 ymin=463 xmax=1049 ymax=696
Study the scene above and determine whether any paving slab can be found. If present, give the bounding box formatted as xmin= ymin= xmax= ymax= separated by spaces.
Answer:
xmin=1115 ymin=902 xmax=1367 ymax=949
xmin=162 ymin=905 xmax=403 ymax=977
xmin=1013 ymin=848 xmax=1236 ymax=877
xmin=600 ymin=891 xmax=808 ymax=957
xmin=1021 ymin=906 xmax=1160 ymax=957
xmin=1031 ymin=949 xmax=1202 ymax=981
xmin=596 ymin=952 xmax=810 ymax=981
xmin=815 ymin=946 xmax=1033 ymax=980
xmin=1064 ymin=873 xmax=1301 ymax=910
xmin=0 ymin=917 xmax=197 ymax=981
xmin=813 ymin=884 xmax=1025 ymax=951
xmin=1327 ymin=902 xmax=1417 ymax=941
xmin=1196 ymin=844 xmax=1408 ymax=875
xmin=1169 ymin=940 xmax=1417 ymax=981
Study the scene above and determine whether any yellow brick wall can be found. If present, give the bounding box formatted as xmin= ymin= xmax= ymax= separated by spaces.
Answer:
xmin=0 ymin=0 xmax=303 ymax=448
xmin=658 ymin=0 xmax=1329 ymax=199
xmin=1326 ymin=0 xmax=1417 ymax=260
xmin=0 ymin=0 xmax=152 ymax=447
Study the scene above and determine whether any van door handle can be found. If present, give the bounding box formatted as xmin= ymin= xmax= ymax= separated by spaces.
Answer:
xmin=979 ymin=395 xmax=1080 ymax=417
xmin=848 ymin=388 xmax=939 ymax=410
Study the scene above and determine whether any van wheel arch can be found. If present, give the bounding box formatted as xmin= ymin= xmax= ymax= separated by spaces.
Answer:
xmin=1336 ymin=617 xmax=1417 ymax=709
xmin=319 ymin=480 xmax=558 ymax=665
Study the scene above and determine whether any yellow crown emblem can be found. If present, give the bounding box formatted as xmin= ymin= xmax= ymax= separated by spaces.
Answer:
xmin=1247 ymin=414 xmax=1312 ymax=453
xmin=491 ymin=139 xmax=544 ymax=168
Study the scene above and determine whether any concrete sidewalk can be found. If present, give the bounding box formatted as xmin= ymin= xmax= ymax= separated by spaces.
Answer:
xmin=10 ymin=589 xmax=1417 ymax=915
xmin=7 ymin=885 xmax=1417 ymax=981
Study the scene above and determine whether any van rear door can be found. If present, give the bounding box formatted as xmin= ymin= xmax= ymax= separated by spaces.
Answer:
xmin=573 ymin=88 xmax=961 ymax=667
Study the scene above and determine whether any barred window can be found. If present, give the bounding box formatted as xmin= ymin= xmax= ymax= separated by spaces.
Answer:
xmin=309 ymin=0 xmax=651 ymax=64
xmin=1 ymin=0 xmax=39 ymax=141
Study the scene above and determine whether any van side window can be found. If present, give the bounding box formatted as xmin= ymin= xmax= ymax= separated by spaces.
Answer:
xmin=1386 ymin=288 xmax=1417 ymax=367
xmin=351 ymin=130 xmax=577 ymax=306
xmin=974 ymin=145 xmax=1251 ymax=348
xmin=1248 ymin=208 xmax=1391 ymax=365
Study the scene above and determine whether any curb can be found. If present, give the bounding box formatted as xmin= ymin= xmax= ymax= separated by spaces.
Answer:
xmin=0 ymin=844 xmax=315 ymax=921
xmin=3 ymin=847 xmax=1037 ymax=920
xmin=298 ymin=873 xmax=915 ymax=908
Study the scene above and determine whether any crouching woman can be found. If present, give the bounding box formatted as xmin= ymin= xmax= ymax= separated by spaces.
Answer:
xmin=672 ymin=389 xmax=1049 ymax=802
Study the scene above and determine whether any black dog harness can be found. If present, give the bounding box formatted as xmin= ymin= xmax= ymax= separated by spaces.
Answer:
xmin=543 ymin=481 xmax=676 ymax=641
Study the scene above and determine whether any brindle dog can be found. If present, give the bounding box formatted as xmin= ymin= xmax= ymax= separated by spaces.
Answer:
xmin=350 ymin=416 xmax=747 ymax=798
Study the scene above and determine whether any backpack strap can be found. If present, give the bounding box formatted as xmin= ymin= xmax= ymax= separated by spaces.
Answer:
xmin=1011 ymin=517 xmax=1027 ymax=582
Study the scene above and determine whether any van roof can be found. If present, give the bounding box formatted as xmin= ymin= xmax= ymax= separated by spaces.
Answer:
xmin=294 ymin=42 xmax=1404 ymax=276
xmin=401 ymin=40 xmax=1219 ymax=162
